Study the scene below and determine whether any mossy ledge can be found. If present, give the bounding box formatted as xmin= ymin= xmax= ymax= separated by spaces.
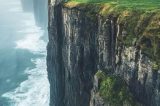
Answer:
xmin=95 ymin=70 xmax=140 ymax=106
xmin=64 ymin=1 xmax=160 ymax=71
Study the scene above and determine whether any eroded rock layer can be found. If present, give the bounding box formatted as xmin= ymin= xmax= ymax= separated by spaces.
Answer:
xmin=47 ymin=1 xmax=160 ymax=106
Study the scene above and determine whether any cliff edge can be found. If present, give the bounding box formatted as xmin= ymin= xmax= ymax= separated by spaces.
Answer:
xmin=47 ymin=0 xmax=160 ymax=106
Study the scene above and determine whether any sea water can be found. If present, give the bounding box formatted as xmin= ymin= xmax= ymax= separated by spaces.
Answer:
xmin=0 ymin=0 xmax=50 ymax=106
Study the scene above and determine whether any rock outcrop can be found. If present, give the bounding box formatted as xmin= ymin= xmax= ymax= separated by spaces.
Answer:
xmin=47 ymin=0 xmax=160 ymax=106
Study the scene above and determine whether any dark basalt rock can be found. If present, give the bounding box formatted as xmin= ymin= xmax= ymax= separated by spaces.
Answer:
xmin=47 ymin=1 xmax=160 ymax=106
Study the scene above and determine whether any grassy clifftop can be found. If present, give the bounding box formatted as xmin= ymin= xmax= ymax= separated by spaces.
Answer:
xmin=64 ymin=0 xmax=160 ymax=12
xmin=64 ymin=0 xmax=160 ymax=71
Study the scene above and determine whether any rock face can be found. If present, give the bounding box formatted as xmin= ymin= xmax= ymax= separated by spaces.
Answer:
xmin=47 ymin=1 xmax=160 ymax=106
xmin=33 ymin=0 xmax=48 ymax=28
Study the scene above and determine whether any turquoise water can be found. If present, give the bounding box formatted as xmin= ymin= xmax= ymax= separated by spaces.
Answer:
xmin=0 ymin=0 xmax=49 ymax=106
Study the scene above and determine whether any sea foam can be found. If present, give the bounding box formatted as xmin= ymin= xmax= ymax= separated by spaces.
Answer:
xmin=2 ymin=5 xmax=50 ymax=106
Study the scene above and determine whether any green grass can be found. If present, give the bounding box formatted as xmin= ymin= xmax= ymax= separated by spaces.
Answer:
xmin=66 ymin=0 xmax=160 ymax=10
xmin=64 ymin=0 xmax=160 ymax=71
xmin=68 ymin=0 xmax=160 ymax=4
xmin=95 ymin=71 xmax=138 ymax=106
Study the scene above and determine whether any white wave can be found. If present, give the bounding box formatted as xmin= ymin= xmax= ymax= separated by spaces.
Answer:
xmin=16 ymin=29 xmax=46 ymax=55
xmin=3 ymin=57 xmax=50 ymax=106
xmin=2 ymin=5 xmax=50 ymax=106
xmin=16 ymin=16 xmax=47 ymax=55
xmin=8 ymin=7 xmax=22 ymax=12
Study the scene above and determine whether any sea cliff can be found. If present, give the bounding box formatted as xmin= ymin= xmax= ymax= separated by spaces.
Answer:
xmin=47 ymin=0 xmax=160 ymax=106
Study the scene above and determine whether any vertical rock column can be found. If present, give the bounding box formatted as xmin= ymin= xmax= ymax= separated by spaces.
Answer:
xmin=47 ymin=0 xmax=65 ymax=106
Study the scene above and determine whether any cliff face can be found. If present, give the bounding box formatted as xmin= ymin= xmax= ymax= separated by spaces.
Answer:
xmin=33 ymin=0 xmax=48 ymax=28
xmin=47 ymin=1 xmax=160 ymax=106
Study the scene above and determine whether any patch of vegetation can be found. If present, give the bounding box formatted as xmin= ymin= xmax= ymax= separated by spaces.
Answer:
xmin=64 ymin=0 xmax=160 ymax=70
xmin=96 ymin=70 xmax=137 ymax=106
xmin=152 ymin=61 xmax=160 ymax=71
xmin=65 ymin=0 xmax=160 ymax=10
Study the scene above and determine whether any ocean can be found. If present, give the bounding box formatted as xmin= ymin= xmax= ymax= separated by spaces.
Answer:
xmin=0 ymin=0 xmax=50 ymax=106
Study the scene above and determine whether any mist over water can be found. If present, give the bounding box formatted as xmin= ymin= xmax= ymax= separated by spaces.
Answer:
xmin=0 ymin=0 xmax=49 ymax=106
